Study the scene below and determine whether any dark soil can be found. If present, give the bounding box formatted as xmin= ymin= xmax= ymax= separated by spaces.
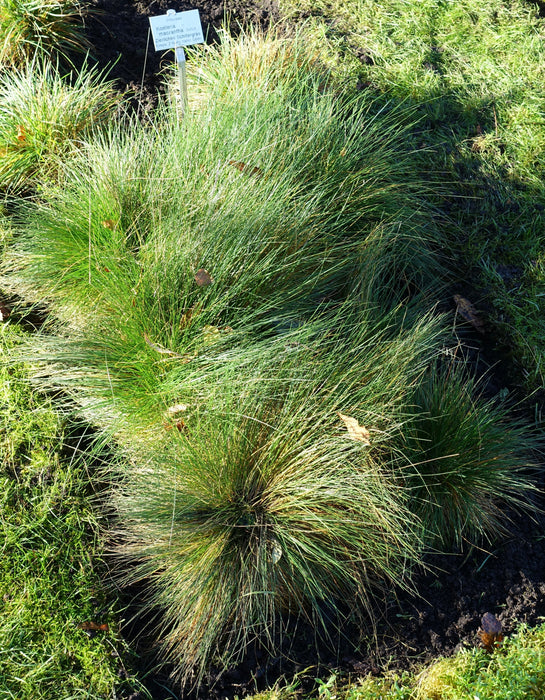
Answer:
xmin=76 ymin=2 xmax=545 ymax=697
xmin=81 ymin=0 xmax=279 ymax=112
xmin=133 ymin=501 xmax=545 ymax=699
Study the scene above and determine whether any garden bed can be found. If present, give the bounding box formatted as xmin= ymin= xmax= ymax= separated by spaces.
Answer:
xmin=2 ymin=0 xmax=545 ymax=698
xmin=72 ymin=2 xmax=545 ymax=698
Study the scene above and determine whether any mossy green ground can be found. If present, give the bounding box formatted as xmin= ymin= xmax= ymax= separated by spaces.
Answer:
xmin=245 ymin=622 xmax=545 ymax=699
xmin=0 ymin=324 xmax=145 ymax=699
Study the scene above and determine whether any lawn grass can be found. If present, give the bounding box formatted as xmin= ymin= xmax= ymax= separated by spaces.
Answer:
xmin=280 ymin=0 xmax=545 ymax=391
xmin=0 ymin=323 xmax=147 ymax=699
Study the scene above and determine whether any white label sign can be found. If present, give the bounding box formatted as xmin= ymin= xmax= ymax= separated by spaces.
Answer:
xmin=149 ymin=9 xmax=204 ymax=51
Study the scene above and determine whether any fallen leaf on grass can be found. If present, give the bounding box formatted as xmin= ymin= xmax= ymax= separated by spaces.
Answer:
xmin=77 ymin=621 xmax=109 ymax=632
xmin=478 ymin=612 xmax=503 ymax=652
xmin=338 ymin=413 xmax=371 ymax=445
xmin=194 ymin=268 xmax=213 ymax=287
xmin=453 ymin=294 xmax=485 ymax=334
xmin=0 ymin=301 xmax=11 ymax=321
xmin=228 ymin=160 xmax=263 ymax=178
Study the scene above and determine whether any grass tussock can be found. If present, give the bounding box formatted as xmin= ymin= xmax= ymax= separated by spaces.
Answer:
xmin=393 ymin=359 xmax=541 ymax=547
xmin=0 ymin=20 xmax=542 ymax=689
xmin=0 ymin=59 xmax=118 ymax=194
xmin=109 ymin=311 xmax=446 ymax=682
xmin=0 ymin=0 xmax=90 ymax=68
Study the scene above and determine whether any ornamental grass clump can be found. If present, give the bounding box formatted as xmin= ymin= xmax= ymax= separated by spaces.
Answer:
xmin=1 ymin=28 xmax=443 ymax=433
xmin=1 ymin=28 xmax=442 ymax=322
xmin=392 ymin=361 xmax=541 ymax=548
xmin=112 ymin=405 xmax=417 ymax=685
xmin=0 ymin=0 xmax=90 ymax=68
xmin=0 ymin=60 xmax=118 ymax=194
xmin=109 ymin=313 xmax=444 ymax=684
xmin=7 ymin=24 xmax=537 ymax=688
xmin=7 ymin=295 xmax=444 ymax=683
xmin=182 ymin=24 xmax=330 ymax=111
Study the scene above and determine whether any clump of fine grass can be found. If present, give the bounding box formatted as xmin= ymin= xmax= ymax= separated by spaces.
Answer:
xmin=1 ymin=26 xmax=442 ymax=354
xmin=3 ymin=21 xmax=540 ymax=689
xmin=0 ymin=324 xmax=145 ymax=699
xmin=182 ymin=23 xmax=331 ymax=109
xmin=0 ymin=59 xmax=118 ymax=193
xmin=9 ymin=296 xmax=446 ymax=685
xmin=109 ymin=309 xmax=444 ymax=685
xmin=0 ymin=0 xmax=90 ymax=68
xmin=0 ymin=26 xmax=444 ymax=442
xmin=391 ymin=357 xmax=541 ymax=548
xmin=113 ymin=408 xmax=419 ymax=685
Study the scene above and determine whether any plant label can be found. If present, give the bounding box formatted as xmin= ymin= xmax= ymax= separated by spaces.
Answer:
xmin=149 ymin=9 xmax=204 ymax=51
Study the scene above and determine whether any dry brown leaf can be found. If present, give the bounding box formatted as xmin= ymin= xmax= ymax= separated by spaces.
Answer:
xmin=338 ymin=413 xmax=371 ymax=445
xmin=194 ymin=268 xmax=213 ymax=287
xmin=164 ymin=418 xmax=189 ymax=434
xmin=77 ymin=621 xmax=109 ymax=632
xmin=228 ymin=160 xmax=263 ymax=178
xmin=0 ymin=301 xmax=11 ymax=321
xmin=453 ymin=294 xmax=485 ymax=334
xmin=175 ymin=419 xmax=188 ymax=433
xmin=478 ymin=612 xmax=503 ymax=652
